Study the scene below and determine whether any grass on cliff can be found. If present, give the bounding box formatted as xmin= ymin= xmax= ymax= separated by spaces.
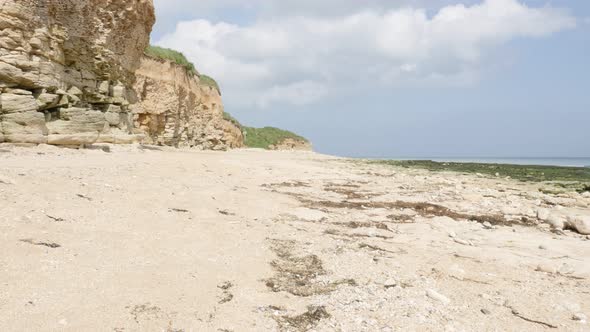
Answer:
xmin=145 ymin=45 xmax=197 ymax=75
xmin=199 ymin=75 xmax=221 ymax=94
xmin=242 ymin=126 xmax=309 ymax=149
xmin=372 ymin=160 xmax=590 ymax=192
xmin=223 ymin=112 xmax=242 ymax=129
xmin=145 ymin=46 xmax=221 ymax=94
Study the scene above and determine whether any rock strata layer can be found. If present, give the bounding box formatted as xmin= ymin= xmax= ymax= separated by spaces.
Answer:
xmin=0 ymin=0 xmax=155 ymax=145
xmin=133 ymin=56 xmax=243 ymax=150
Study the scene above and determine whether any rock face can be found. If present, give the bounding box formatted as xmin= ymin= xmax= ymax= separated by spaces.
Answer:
xmin=0 ymin=0 xmax=155 ymax=145
xmin=133 ymin=56 xmax=243 ymax=150
xmin=270 ymin=138 xmax=312 ymax=151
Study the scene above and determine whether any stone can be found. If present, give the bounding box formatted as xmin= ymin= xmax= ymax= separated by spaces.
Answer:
xmin=1 ymin=93 xmax=38 ymax=113
xmin=454 ymin=238 xmax=472 ymax=246
xmin=383 ymin=279 xmax=397 ymax=288
xmin=47 ymin=133 xmax=101 ymax=145
xmin=565 ymin=215 xmax=590 ymax=235
xmin=67 ymin=86 xmax=83 ymax=96
xmin=112 ymin=83 xmax=126 ymax=99
xmin=545 ymin=214 xmax=565 ymax=230
xmin=36 ymin=93 xmax=67 ymax=110
xmin=573 ymin=313 xmax=587 ymax=323
xmin=448 ymin=231 xmax=457 ymax=238
xmin=0 ymin=175 xmax=15 ymax=185
xmin=482 ymin=221 xmax=493 ymax=229
xmin=539 ymin=245 xmax=547 ymax=250
xmin=481 ymin=309 xmax=491 ymax=315
xmin=2 ymin=111 xmax=47 ymax=136
xmin=4 ymin=88 xmax=32 ymax=95
xmin=426 ymin=289 xmax=450 ymax=305
xmin=46 ymin=108 xmax=106 ymax=134
xmin=105 ymin=112 xmax=121 ymax=126
xmin=536 ymin=263 xmax=557 ymax=274
xmin=537 ymin=208 xmax=550 ymax=221
xmin=98 ymin=81 xmax=110 ymax=95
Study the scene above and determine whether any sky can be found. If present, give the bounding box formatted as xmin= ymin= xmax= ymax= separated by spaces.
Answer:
xmin=151 ymin=0 xmax=589 ymax=158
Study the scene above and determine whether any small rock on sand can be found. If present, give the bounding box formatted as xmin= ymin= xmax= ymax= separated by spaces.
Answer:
xmin=537 ymin=208 xmax=550 ymax=221
xmin=454 ymin=238 xmax=472 ymax=246
xmin=536 ymin=263 xmax=557 ymax=274
xmin=426 ymin=289 xmax=450 ymax=304
xmin=482 ymin=222 xmax=493 ymax=229
xmin=383 ymin=279 xmax=397 ymax=288
xmin=545 ymin=214 xmax=565 ymax=230
xmin=0 ymin=175 xmax=15 ymax=185
xmin=573 ymin=313 xmax=587 ymax=323
xmin=448 ymin=231 xmax=457 ymax=238
xmin=566 ymin=215 xmax=590 ymax=235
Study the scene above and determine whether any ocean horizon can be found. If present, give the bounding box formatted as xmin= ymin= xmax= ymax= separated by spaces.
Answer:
xmin=359 ymin=157 xmax=590 ymax=168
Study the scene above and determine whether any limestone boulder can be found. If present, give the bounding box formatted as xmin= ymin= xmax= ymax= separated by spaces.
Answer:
xmin=566 ymin=215 xmax=590 ymax=235
xmin=1 ymin=93 xmax=38 ymax=113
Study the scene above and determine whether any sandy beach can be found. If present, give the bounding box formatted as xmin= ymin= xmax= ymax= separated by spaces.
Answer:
xmin=0 ymin=145 xmax=589 ymax=331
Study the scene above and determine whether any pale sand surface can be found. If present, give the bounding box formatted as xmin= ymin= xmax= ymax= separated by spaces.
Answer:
xmin=0 ymin=145 xmax=589 ymax=331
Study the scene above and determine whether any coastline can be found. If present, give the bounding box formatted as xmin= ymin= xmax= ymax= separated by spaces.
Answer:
xmin=359 ymin=157 xmax=590 ymax=168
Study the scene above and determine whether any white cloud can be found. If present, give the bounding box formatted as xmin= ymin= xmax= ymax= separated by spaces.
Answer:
xmin=156 ymin=0 xmax=575 ymax=109
xmin=256 ymin=81 xmax=328 ymax=109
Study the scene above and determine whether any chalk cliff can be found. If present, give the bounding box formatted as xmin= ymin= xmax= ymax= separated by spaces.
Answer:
xmin=133 ymin=56 xmax=243 ymax=150
xmin=0 ymin=0 xmax=155 ymax=145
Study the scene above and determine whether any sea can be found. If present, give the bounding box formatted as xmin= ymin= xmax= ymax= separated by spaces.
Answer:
xmin=367 ymin=157 xmax=590 ymax=168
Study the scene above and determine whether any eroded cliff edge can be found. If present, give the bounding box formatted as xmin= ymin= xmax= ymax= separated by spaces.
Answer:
xmin=0 ymin=0 xmax=155 ymax=145
xmin=133 ymin=55 xmax=243 ymax=150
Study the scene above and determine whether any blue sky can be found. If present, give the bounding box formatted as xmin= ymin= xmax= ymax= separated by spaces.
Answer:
xmin=151 ymin=0 xmax=589 ymax=157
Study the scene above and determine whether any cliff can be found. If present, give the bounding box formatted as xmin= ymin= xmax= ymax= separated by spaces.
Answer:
xmin=0 ymin=0 xmax=155 ymax=145
xmin=133 ymin=55 xmax=243 ymax=150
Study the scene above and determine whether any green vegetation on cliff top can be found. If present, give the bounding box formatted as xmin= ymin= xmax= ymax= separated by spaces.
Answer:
xmin=242 ymin=126 xmax=309 ymax=149
xmin=145 ymin=45 xmax=220 ymax=93
xmin=199 ymin=75 xmax=221 ymax=94
xmin=145 ymin=45 xmax=196 ymax=75
xmin=223 ymin=112 xmax=242 ymax=129
xmin=222 ymin=112 xmax=309 ymax=149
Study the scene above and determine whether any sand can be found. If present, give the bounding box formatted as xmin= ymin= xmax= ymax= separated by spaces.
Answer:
xmin=0 ymin=144 xmax=589 ymax=331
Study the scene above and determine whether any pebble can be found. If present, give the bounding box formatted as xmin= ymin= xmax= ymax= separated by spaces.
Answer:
xmin=546 ymin=214 xmax=565 ymax=230
xmin=482 ymin=222 xmax=493 ymax=229
xmin=448 ymin=231 xmax=457 ymax=238
xmin=0 ymin=175 xmax=15 ymax=185
xmin=536 ymin=263 xmax=557 ymax=274
xmin=539 ymin=245 xmax=547 ymax=250
xmin=383 ymin=279 xmax=397 ymax=289
xmin=426 ymin=289 xmax=451 ymax=305
xmin=566 ymin=215 xmax=590 ymax=235
xmin=573 ymin=313 xmax=587 ymax=323
xmin=481 ymin=309 xmax=491 ymax=315
xmin=536 ymin=208 xmax=550 ymax=221
xmin=454 ymin=238 xmax=472 ymax=246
